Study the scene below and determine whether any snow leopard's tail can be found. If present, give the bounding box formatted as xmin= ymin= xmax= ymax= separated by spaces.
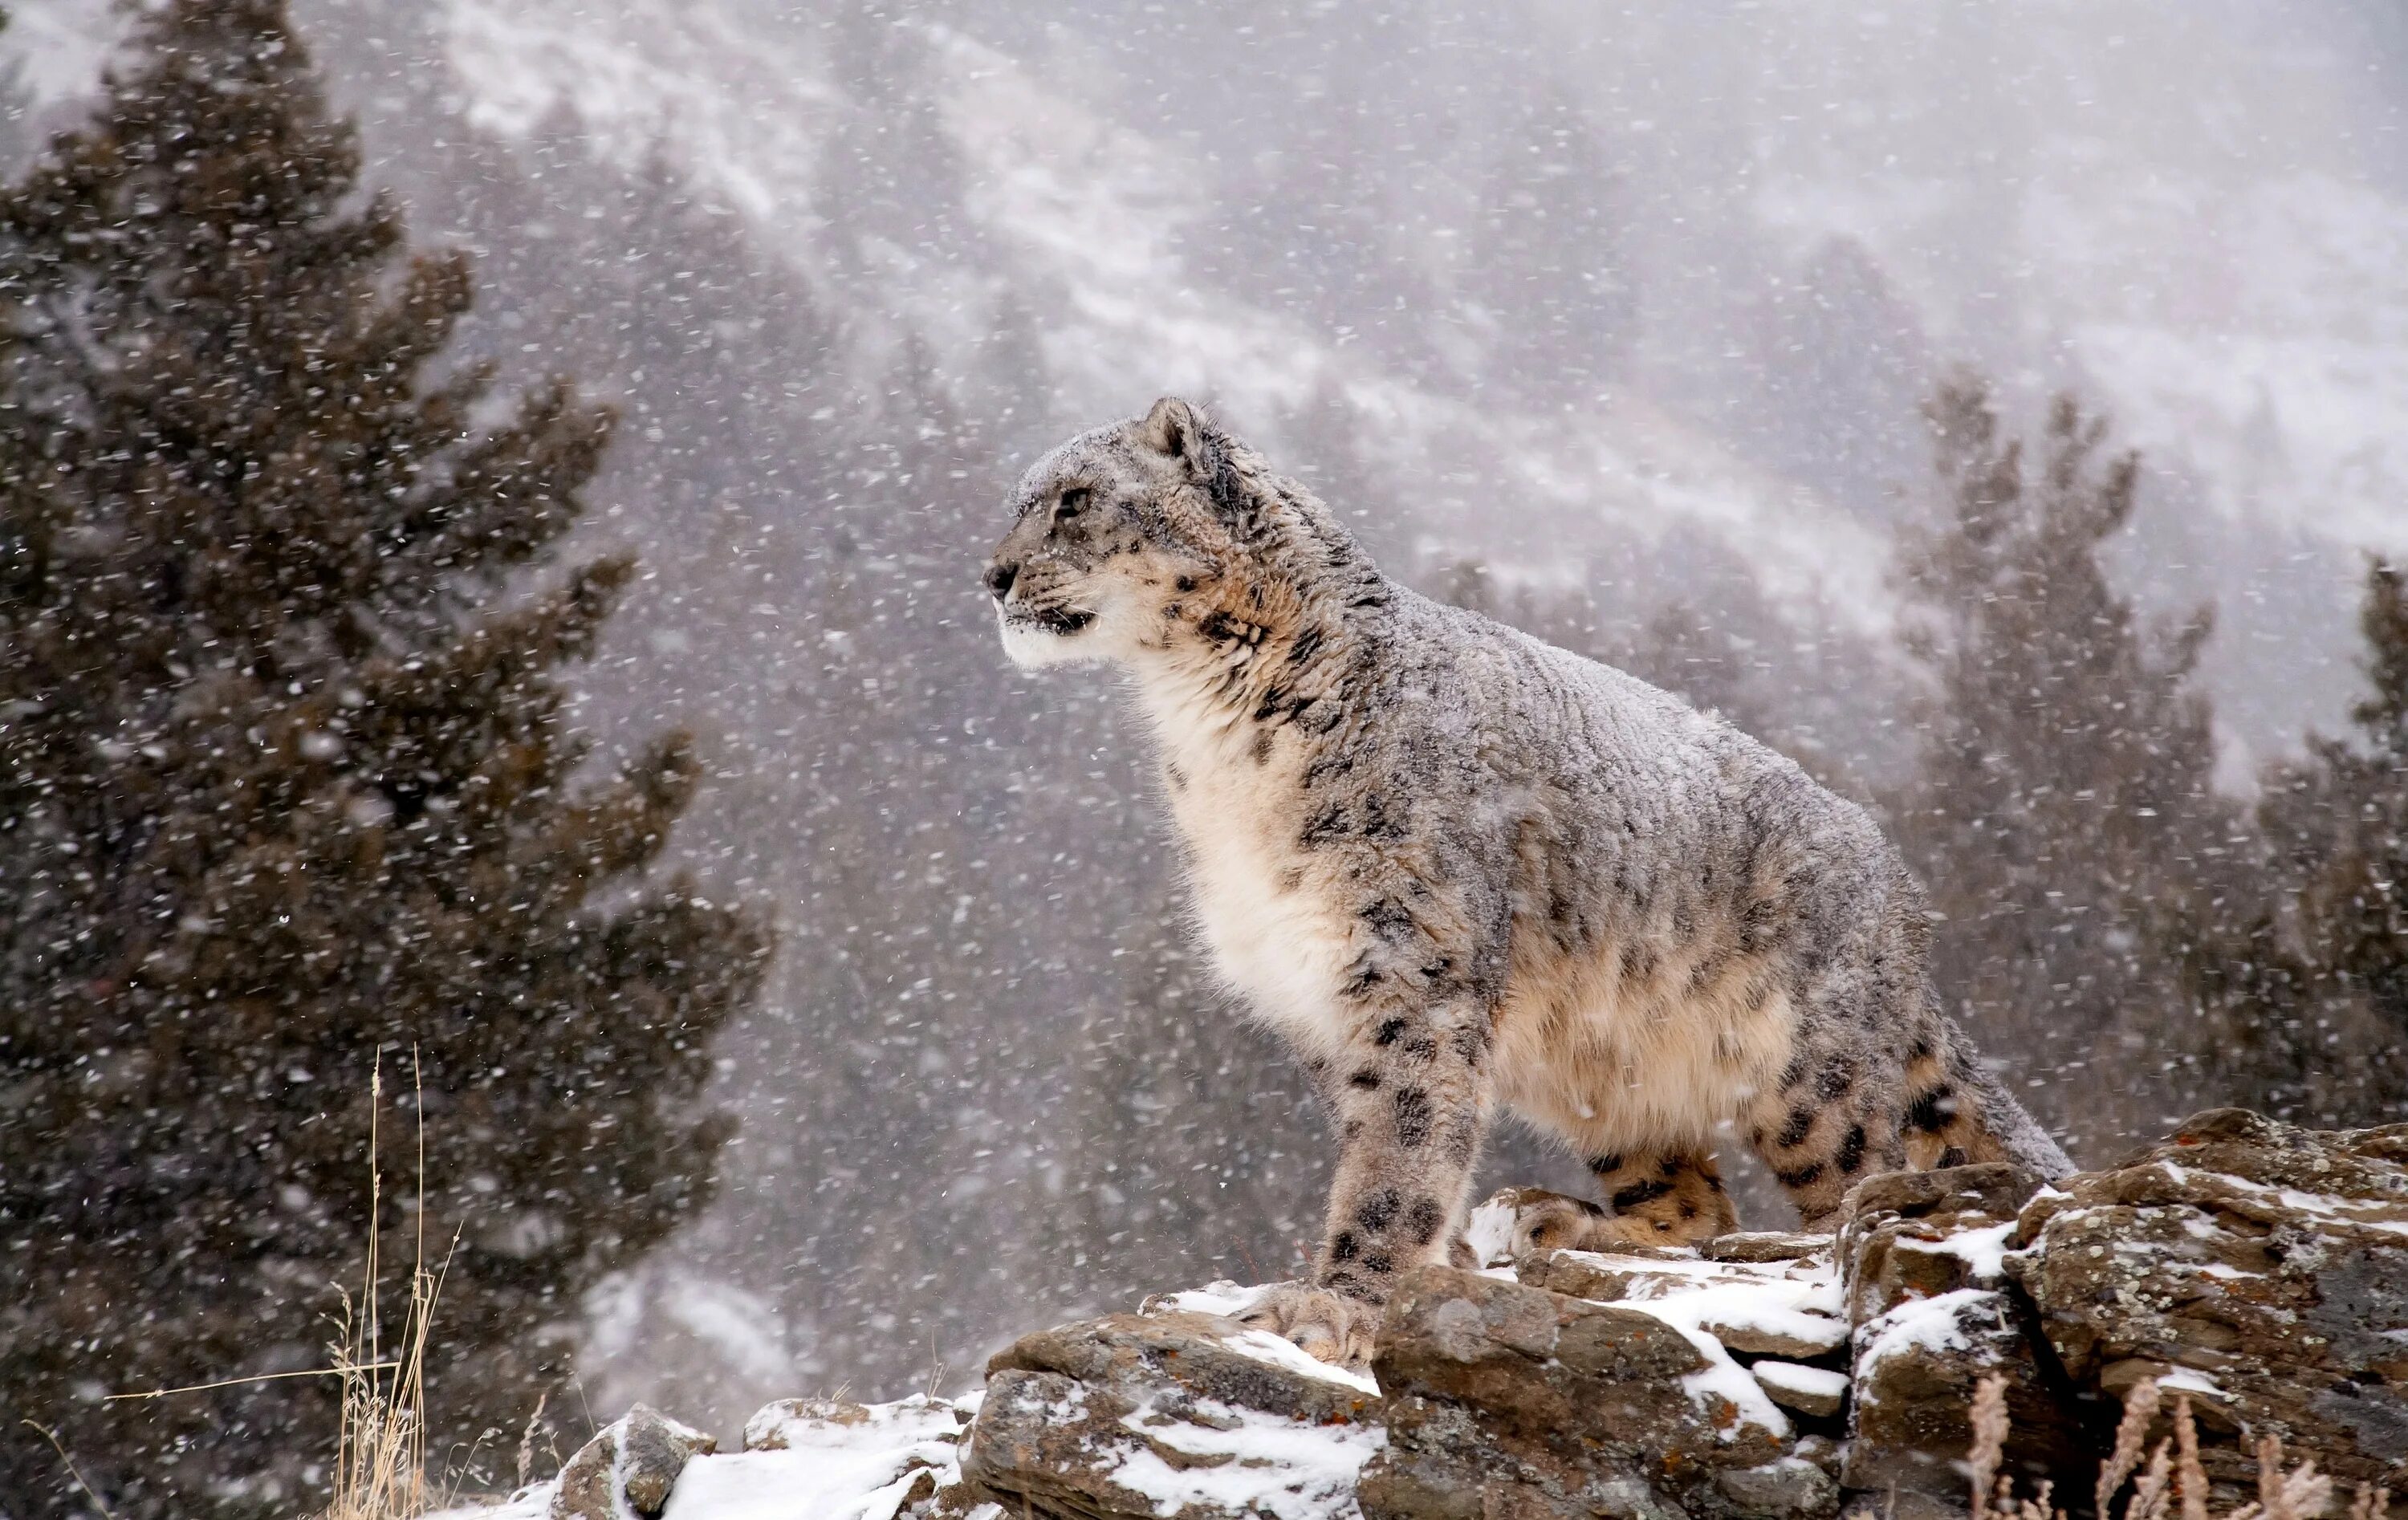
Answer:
xmin=1908 ymin=1034 xmax=2075 ymax=1182
xmin=1965 ymin=1066 xmax=2076 ymax=1181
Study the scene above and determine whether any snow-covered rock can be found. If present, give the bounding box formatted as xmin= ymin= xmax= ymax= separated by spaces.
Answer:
xmin=484 ymin=1110 xmax=2404 ymax=1520
xmin=2007 ymin=1107 xmax=2408 ymax=1511
xmin=551 ymin=1405 xmax=718 ymax=1520
xmin=960 ymin=1306 xmax=1384 ymax=1519
xmin=1832 ymin=1162 xmax=2082 ymax=1514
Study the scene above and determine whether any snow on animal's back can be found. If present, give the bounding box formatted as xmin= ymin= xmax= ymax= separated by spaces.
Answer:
xmin=1463 ymin=613 xmax=1816 ymax=1156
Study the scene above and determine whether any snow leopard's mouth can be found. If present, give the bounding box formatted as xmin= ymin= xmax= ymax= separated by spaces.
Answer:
xmin=1003 ymin=603 xmax=1096 ymax=636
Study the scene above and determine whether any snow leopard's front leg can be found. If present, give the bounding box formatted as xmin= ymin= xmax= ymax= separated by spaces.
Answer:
xmin=1243 ymin=995 xmax=1493 ymax=1365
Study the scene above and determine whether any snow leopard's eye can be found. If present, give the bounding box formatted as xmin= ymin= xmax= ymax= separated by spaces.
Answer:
xmin=1053 ymin=486 xmax=1091 ymax=522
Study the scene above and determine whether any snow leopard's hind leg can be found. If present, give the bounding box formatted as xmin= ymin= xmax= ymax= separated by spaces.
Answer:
xmin=1495 ymin=1148 xmax=1739 ymax=1256
xmin=1743 ymin=1056 xmax=1912 ymax=1229
xmin=1743 ymin=980 xmax=1924 ymax=1229
xmin=1898 ymin=1034 xmax=1988 ymax=1170
xmin=1744 ymin=1018 xmax=2073 ymax=1229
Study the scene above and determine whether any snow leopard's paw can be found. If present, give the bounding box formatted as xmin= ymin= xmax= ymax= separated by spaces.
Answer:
xmin=1235 ymin=1279 xmax=1380 ymax=1369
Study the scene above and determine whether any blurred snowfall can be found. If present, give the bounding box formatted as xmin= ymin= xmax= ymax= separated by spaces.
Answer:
xmin=9 ymin=0 xmax=2405 ymax=1440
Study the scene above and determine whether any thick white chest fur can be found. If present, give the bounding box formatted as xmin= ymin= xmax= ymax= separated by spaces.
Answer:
xmin=1139 ymin=674 xmax=1357 ymax=1060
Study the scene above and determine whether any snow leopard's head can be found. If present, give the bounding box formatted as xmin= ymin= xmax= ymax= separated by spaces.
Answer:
xmin=983 ymin=396 xmax=1266 ymax=670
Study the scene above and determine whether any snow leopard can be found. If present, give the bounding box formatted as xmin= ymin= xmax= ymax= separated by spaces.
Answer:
xmin=982 ymin=396 xmax=2074 ymax=1366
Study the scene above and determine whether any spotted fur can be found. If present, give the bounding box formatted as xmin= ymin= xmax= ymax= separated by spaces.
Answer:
xmin=985 ymin=398 xmax=2073 ymax=1358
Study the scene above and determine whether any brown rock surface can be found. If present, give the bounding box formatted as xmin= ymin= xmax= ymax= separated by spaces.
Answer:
xmin=547 ymin=1404 xmax=717 ymax=1520
xmin=1837 ymin=1163 xmax=2034 ymax=1332
xmin=1709 ymin=1233 xmax=1837 ymax=1264
xmin=1357 ymin=1264 xmax=1806 ymax=1520
xmin=1841 ymin=1286 xmax=2070 ymax=1510
xmin=1838 ymin=1163 xmax=2082 ymax=1508
xmin=1516 ymin=1246 xmax=1784 ymax=1309
xmin=523 ymin=1111 xmax=2408 ymax=1520
xmin=960 ymin=1308 xmax=1384 ymax=1519
xmin=2007 ymin=1107 xmax=2408 ymax=1506
xmin=1752 ymin=1362 xmax=1849 ymax=1420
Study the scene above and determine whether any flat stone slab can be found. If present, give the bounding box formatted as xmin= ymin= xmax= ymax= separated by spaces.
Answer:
xmin=1707 ymin=1232 xmax=1836 ymax=1264
xmin=1753 ymin=1361 xmax=1849 ymax=1420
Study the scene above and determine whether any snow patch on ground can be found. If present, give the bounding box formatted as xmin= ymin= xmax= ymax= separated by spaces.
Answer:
xmin=429 ymin=1485 xmax=551 ymax=1520
xmin=1148 ymin=1278 xmax=1274 ymax=1319
xmin=2158 ymin=1366 xmax=2227 ymax=1400
xmin=1596 ymin=1254 xmax=1849 ymax=1440
xmin=1854 ymin=1286 xmax=1997 ymax=1372
xmin=1225 ymin=1327 xmax=1383 ymax=1396
xmin=429 ymin=1396 xmax=976 ymax=1520
xmin=683 ymin=1394 xmax=970 ymax=1520
xmin=1929 ymin=1220 xmax=2015 ymax=1282
xmin=1110 ymin=1390 xmax=1384 ymax=1520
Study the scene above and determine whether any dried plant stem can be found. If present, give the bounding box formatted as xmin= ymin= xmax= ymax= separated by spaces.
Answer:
xmin=89 ymin=1053 xmax=451 ymax=1519
xmin=1969 ymin=1375 xmax=2352 ymax=1520
xmin=322 ymin=1049 xmax=455 ymax=1520
xmin=22 ymin=1420 xmax=116 ymax=1519
xmin=2102 ymin=1380 xmax=2165 ymax=1520
xmin=2128 ymin=1441 xmax=2176 ymax=1520
xmin=2177 ymin=1396 xmax=2210 ymax=1520
xmin=1970 ymin=1376 xmax=2010 ymax=1520
xmin=516 ymin=1386 xmax=554 ymax=1494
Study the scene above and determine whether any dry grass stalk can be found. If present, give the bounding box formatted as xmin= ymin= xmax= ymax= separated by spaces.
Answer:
xmin=22 ymin=1419 xmax=116 ymax=1519
xmin=321 ymin=1053 xmax=454 ymax=1520
xmin=1967 ymin=1376 xmax=2363 ymax=1520
xmin=2102 ymin=1380 xmax=2166 ymax=1520
xmin=1970 ymin=1376 xmax=2011 ymax=1520
xmin=2128 ymin=1440 xmax=2176 ymax=1520
xmin=515 ymin=1387 xmax=554 ymax=1494
xmin=88 ymin=1057 xmax=453 ymax=1518
xmin=2178 ymin=1396 xmax=2211 ymax=1520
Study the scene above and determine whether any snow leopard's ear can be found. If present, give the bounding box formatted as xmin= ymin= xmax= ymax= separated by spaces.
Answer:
xmin=1139 ymin=396 xmax=1206 ymax=467
xmin=1140 ymin=396 xmax=1252 ymax=528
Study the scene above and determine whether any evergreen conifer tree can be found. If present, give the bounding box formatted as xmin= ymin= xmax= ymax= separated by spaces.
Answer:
xmin=2180 ymin=561 xmax=2408 ymax=1123
xmin=1889 ymin=379 xmax=2239 ymax=1156
xmin=0 ymin=2 xmax=767 ymax=1513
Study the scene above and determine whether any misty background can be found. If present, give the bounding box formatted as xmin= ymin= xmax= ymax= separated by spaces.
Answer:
xmin=8 ymin=0 xmax=2406 ymax=1450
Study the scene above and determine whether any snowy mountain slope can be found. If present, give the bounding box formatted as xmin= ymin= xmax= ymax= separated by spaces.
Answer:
xmin=428 ymin=0 xmax=1900 ymax=627
xmin=1731 ymin=1 xmax=2408 ymax=554
xmin=444 ymin=0 xmax=833 ymax=225
xmin=2 ymin=3 xmax=112 ymax=106
xmin=18 ymin=1 xmax=2406 ymax=600
xmin=27 ymin=0 xmax=2403 ymax=625
xmin=926 ymin=24 xmax=1899 ymax=616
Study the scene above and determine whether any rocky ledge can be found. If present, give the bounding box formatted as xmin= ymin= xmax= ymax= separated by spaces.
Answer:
xmin=486 ymin=1109 xmax=2406 ymax=1520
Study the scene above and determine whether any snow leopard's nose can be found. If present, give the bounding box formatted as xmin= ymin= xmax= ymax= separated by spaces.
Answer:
xmin=983 ymin=559 xmax=1019 ymax=599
